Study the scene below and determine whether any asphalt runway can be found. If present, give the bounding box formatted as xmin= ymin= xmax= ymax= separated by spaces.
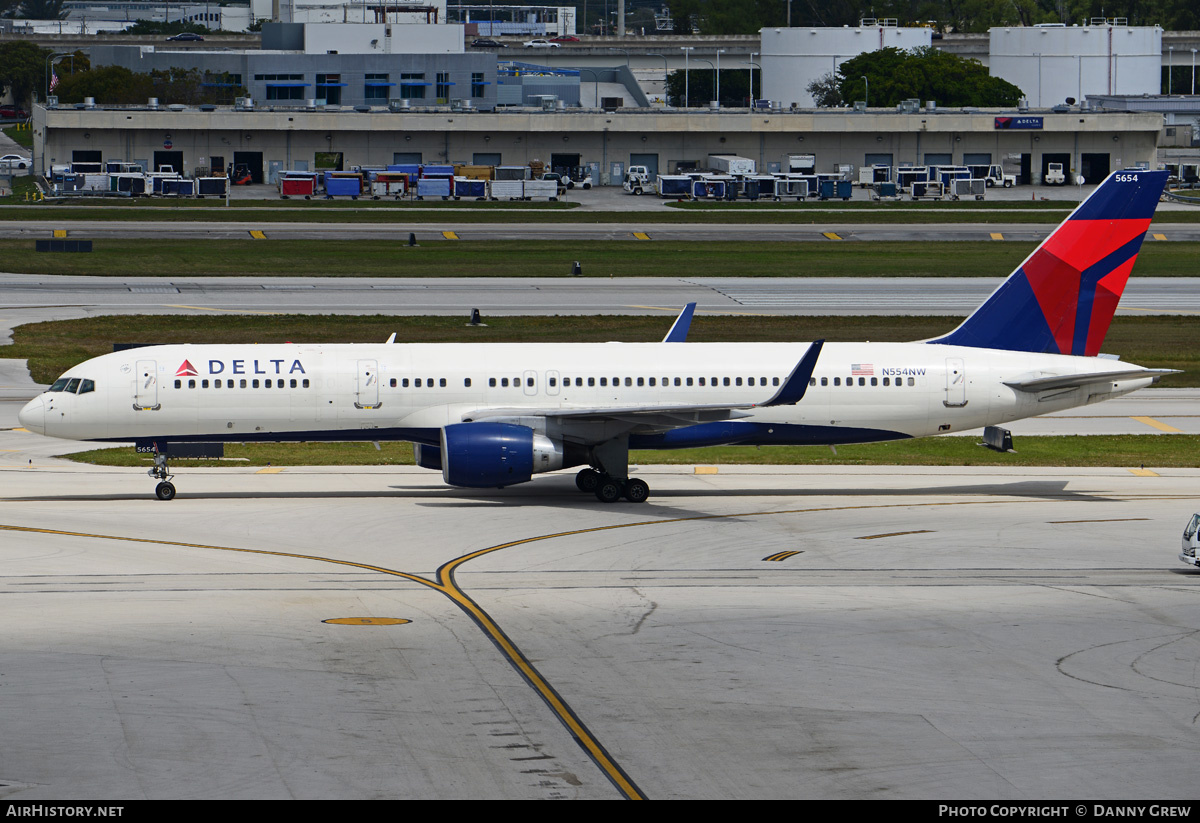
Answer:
xmin=2 ymin=416 xmax=1198 ymax=799
xmin=3 ymin=218 xmax=1199 ymax=242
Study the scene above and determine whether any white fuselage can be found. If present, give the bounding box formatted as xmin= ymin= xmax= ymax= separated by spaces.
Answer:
xmin=19 ymin=341 xmax=1157 ymax=447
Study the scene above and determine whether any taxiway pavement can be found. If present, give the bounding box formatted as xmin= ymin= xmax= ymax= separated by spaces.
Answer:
xmin=1 ymin=421 xmax=1198 ymax=799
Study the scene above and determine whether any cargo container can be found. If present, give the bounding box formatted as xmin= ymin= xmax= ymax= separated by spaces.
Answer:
xmin=279 ymin=172 xmax=318 ymax=199
xmin=494 ymin=165 xmax=531 ymax=181
xmin=161 ymin=178 xmax=196 ymax=197
xmin=771 ymin=174 xmax=809 ymax=200
xmin=416 ymin=177 xmax=452 ymax=200
xmin=371 ymin=172 xmax=409 ymax=199
xmin=196 ymin=177 xmax=228 ymax=198
xmin=453 ymin=177 xmax=488 ymax=199
xmin=454 ymin=164 xmax=494 ymax=180
xmin=707 ymin=154 xmax=756 ymax=175
xmin=325 ymin=173 xmax=364 ymax=198
xmin=896 ymin=166 xmax=930 ymax=191
xmin=656 ymin=175 xmax=691 ymax=198
xmin=489 ymin=179 xmax=525 ymax=200
xmin=857 ymin=164 xmax=891 ymax=187
xmin=911 ymin=180 xmax=944 ymax=200
xmin=109 ymin=174 xmax=146 ymax=196
xmin=951 ymin=178 xmax=987 ymax=200
xmin=818 ymin=179 xmax=853 ymax=200
xmin=523 ymin=178 xmax=560 ymax=200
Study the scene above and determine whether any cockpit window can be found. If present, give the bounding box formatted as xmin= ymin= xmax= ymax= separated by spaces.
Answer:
xmin=49 ymin=378 xmax=70 ymax=392
xmin=78 ymin=379 xmax=95 ymax=395
xmin=65 ymin=378 xmax=81 ymax=393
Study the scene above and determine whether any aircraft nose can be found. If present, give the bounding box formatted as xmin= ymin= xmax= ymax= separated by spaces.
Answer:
xmin=17 ymin=395 xmax=45 ymax=435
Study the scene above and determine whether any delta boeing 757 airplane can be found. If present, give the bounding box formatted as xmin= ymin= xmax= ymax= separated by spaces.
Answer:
xmin=18 ymin=169 xmax=1175 ymax=503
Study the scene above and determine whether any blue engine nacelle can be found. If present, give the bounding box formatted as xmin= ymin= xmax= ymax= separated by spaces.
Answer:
xmin=412 ymin=443 xmax=442 ymax=470
xmin=440 ymin=422 xmax=563 ymax=488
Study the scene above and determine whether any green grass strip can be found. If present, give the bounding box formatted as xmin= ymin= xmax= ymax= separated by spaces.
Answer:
xmin=0 ymin=238 xmax=1196 ymax=278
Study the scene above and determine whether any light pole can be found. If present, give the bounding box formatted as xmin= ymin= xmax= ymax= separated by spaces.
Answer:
xmin=861 ymin=74 xmax=868 ymax=107
xmin=579 ymin=68 xmax=600 ymax=108
xmin=1168 ymin=46 xmax=1173 ymax=95
xmin=715 ymin=48 xmax=724 ymax=108
xmin=648 ymin=52 xmax=669 ymax=107
xmin=785 ymin=0 xmax=791 ymax=26
xmin=748 ymin=52 xmax=758 ymax=106
xmin=1192 ymin=48 xmax=1196 ymax=95
xmin=680 ymin=46 xmax=693 ymax=107
xmin=695 ymin=59 xmax=714 ymax=105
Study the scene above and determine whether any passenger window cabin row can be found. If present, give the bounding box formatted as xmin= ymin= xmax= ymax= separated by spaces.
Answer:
xmin=386 ymin=374 xmax=917 ymax=389
xmin=175 ymin=378 xmax=311 ymax=389
xmin=168 ymin=373 xmax=917 ymax=392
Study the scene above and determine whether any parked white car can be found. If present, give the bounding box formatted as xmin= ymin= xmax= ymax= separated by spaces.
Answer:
xmin=0 ymin=153 xmax=31 ymax=169
xmin=523 ymin=39 xmax=560 ymax=48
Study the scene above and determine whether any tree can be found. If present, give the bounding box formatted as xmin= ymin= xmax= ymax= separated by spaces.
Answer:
xmin=806 ymin=72 xmax=843 ymax=107
xmin=16 ymin=0 xmax=67 ymax=19
xmin=832 ymin=46 xmax=1024 ymax=108
xmin=0 ymin=40 xmax=51 ymax=107
xmin=666 ymin=68 xmax=753 ymax=107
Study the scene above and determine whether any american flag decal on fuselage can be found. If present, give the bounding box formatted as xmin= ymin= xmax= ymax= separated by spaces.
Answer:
xmin=851 ymin=364 xmax=874 ymax=376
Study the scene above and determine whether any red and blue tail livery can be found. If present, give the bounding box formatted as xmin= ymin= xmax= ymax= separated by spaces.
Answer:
xmin=929 ymin=169 xmax=1167 ymax=356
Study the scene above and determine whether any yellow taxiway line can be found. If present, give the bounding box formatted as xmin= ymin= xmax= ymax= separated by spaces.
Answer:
xmin=1131 ymin=416 xmax=1183 ymax=433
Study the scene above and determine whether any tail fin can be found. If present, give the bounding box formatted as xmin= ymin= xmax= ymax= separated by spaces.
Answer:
xmin=929 ymin=169 xmax=1167 ymax=356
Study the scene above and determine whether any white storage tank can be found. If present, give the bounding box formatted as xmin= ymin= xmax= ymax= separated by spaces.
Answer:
xmin=760 ymin=21 xmax=932 ymax=108
xmin=989 ymin=22 xmax=1162 ymax=107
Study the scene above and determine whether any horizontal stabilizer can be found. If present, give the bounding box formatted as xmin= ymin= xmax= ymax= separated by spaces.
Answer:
xmin=1003 ymin=368 xmax=1179 ymax=393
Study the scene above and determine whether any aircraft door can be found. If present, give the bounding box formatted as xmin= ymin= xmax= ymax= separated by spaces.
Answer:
xmin=546 ymin=370 xmax=561 ymax=396
xmin=944 ymin=358 xmax=967 ymax=407
xmin=523 ymin=370 xmax=537 ymax=397
xmin=356 ymin=359 xmax=381 ymax=409
xmin=135 ymin=360 xmax=160 ymax=410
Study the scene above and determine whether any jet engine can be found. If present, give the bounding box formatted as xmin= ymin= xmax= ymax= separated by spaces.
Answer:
xmin=440 ymin=422 xmax=564 ymax=488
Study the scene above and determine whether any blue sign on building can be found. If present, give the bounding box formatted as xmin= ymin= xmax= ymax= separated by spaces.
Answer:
xmin=994 ymin=116 xmax=1044 ymax=130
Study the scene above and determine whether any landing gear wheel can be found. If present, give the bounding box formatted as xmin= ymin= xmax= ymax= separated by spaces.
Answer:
xmin=576 ymin=468 xmax=601 ymax=492
xmin=155 ymin=481 xmax=176 ymax=501
xmin=594 ymin=479 xmax=623 ymax=503
xmin=623 ymin=478 xmax=650 ymax=503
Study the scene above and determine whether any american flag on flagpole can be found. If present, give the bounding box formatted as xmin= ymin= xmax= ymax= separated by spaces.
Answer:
xmin=49 ymin=70 xmax=59 ymax=92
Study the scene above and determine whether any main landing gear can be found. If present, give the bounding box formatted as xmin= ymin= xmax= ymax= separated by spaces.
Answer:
xmin=575 ymin=469 xmax=650 ymax=504
xmin=149 ymin=452 xmax=176 ymax=500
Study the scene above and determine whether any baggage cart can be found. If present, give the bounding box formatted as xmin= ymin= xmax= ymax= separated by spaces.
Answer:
xmin=370 ymin=173 xmax=409 ymax=199
xmin=522 ymin=178 xmax=560 ymax=201
xmin=453 ymin=177 xmax=488 ymax=200
xmin=416 ymin=176 xmax=452 ymax=200
xmin=279 ymin=172 xmax=317 ymax=199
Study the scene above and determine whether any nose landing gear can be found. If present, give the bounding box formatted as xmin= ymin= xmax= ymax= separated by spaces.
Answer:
xmin=149 ymin=453 xmax=176 ymax=500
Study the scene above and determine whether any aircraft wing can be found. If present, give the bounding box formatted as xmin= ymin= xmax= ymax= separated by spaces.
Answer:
xmin=461 ymin=341 xmax=823 ymax=434
xmin=1003 ymin=368 xmax=1180 ymax=393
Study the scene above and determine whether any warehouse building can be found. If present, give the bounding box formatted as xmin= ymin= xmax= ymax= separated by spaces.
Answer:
xmin=32 ymin=103 xmax=1162 ymax=186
